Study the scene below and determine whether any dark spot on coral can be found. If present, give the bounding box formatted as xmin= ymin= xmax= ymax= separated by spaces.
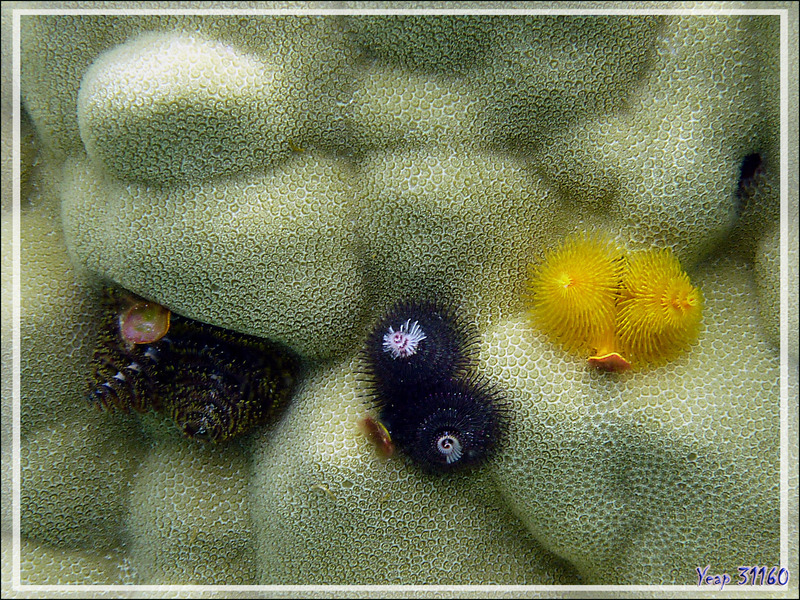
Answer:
xmin=739 ymin=152 xmax=763 ymax=184
xmin=735 ymin=152 xmax=764 ymax=218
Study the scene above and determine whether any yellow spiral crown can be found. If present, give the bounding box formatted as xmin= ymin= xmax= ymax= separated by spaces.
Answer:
xmin=616 ymin=249 xmax=704 ymax=366
xmin=527 ymin=233 xmax=623 ymax=354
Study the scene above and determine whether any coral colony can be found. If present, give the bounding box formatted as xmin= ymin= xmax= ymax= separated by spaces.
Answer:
xmin=17 ymin=12 xmax=780 ymax=585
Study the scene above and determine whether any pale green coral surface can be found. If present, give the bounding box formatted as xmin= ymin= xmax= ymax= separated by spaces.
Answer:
xmin=3 ymin=7 xmax=798 ymax=596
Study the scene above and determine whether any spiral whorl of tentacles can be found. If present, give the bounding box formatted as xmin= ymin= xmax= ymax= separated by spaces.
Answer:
xmin=88 ymin=287 xmax=300 ymax=443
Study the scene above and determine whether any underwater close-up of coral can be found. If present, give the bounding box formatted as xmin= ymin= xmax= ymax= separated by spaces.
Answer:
xmin=2 ymin=2 xmax=798 ymax=598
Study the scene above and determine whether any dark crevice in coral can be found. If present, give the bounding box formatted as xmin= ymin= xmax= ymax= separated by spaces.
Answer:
xmin=734 ymin=151 xmax=764 ymax=219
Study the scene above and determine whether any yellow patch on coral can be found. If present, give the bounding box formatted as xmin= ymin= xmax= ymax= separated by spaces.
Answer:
xmin=616 ymin=248 xmax=704 ymax=366
xmin=527 ymin=233 xmax=624 ymax=354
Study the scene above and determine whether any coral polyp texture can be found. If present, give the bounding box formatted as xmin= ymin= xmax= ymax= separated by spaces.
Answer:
xmin=4 ymin=10 xmax=795 ymax=592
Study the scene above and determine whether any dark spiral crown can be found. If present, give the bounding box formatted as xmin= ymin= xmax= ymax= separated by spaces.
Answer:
xmin=362 ymin=299 xmax=479 ymax=403
xmin=87 ymin=288 xmax=300 ymax=443
xmin=383 ymin=376 xmax=508 ymax=473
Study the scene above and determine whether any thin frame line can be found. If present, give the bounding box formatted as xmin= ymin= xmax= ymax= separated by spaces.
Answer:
xmin=9 ymin=5 xmax=793 ymax=595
